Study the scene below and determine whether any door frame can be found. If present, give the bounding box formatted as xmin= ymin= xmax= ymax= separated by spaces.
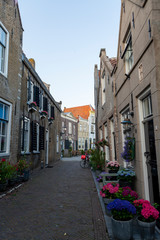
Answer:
xmin=45 ymin=129 xmax=49 ymax=166
xmin=138 ymin=88 xmax=151 ymax=200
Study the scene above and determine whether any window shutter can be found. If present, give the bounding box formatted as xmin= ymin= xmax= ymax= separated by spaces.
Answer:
xmin=39 ymin=90 xmax=43 ymax=109
xmin=33 ymin=86 xmax=40 ymax=107
xmin=39 ymin=126 xmax=45 ymax=150
xmin=51 ymin=106 xmax=55 ymax=119
xmin=28 ymin=76 xmax=31 ymax=101
xmin=43 ymin=97 xmax=48 ymax=112
xmin=31 ymin=121 xmax=37 ymax=151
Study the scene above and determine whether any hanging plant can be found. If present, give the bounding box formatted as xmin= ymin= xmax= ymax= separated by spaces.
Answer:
xmin=121 ymin=137 xmax=135 ymax=162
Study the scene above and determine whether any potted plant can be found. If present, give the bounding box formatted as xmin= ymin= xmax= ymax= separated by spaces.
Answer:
xmin=106 ymin=160 xmax=120 ymax=173
xmin=96 ymin=175 xmax=103 ymax=189
xmin=107 ymin=199 xmax=136 ymax=240
xmin=0 ymin=158 xmax=10 ymax=191
xmin=40 ymin=110 xmax=48 ymax=119
xmin=133 ymin=199 xmax=159 ymax=240
xmin=90 ymin=148 xmax=105 ymax=173
xmin=121 ymin=137 xmax=135 ymax=162
xmin=48 ymin=117 xmax=54 ymax=124
xmin=115 ymin=186 xmax=138 ymax=203
xmin=95 ymin=138 xmax=109 ymax=148
xmin=117 ymin=168 xmax=135 ymax=188
xmin=17 ymin=159 xmax=30 ymax=182
xmin=8 ymin=164 xmax=18 ymax=186
xmin=29 ymin=101 xmax=37 ymax=112
xmin=100 ymin=182 xmax=119 ymax=216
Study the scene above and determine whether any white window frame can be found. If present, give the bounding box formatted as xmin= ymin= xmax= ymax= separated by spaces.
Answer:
xmin=0 ymin=22 xmax=9 ymax=78
xmin=124 ymin=31 xmax=134 ymax=74
xmin=69 ymin=122 xmax=72 ymax=134
xmin=27 ymin=80 xmax=33 ymax=104
xmin=0 ymin=98 xmax=12 ymax=156
xmin=121 ymin=107 xmax=131 ymax=167
xmin=73 ymin=125 xmax=75 ymax=135
xmin=142 ymin=95 xmax=152 ymax=119
xmin=138 ymin=88 xmax=151 ymax=200
xmin=21 ymin=117 xmax=30 ymax=154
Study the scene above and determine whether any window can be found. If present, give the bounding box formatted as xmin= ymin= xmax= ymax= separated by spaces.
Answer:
xmin=69 ymin=122 xmax=72 ymax=134
xmin=43 ymin=96 xmax=48 ymax=112
xmin=39 ymin=126 xmax=44 ymax=150
xmin=91 ymin=125 xmax=94 ymax=134
xmin=143 ymin=95 xmax=152 ymax=119
xmin=32 ymin=122 xmax=39 ymax=152
xmin=101 ymin=75 xmax=106 ymax=105
xmin=124 ymin=30 xmax=134 ymax=74
xmin=21 ymin=117 xmax=30 ymax=153
xmin=73 ymin=125 xmax=75 ymax=135
xmin=51 ymin=106 xmax=55 ymax=119
xmin=39 ymin=90 xmax=43 ymax=110
xmin=33 ymin=86 xmax=39 ymax=107
xmin=80 ymin=124 xmax=82 ymax=131
xmin=0 ymin=99 xmax=12 ymax=155
xmin=78 ymin=138 xmax=81 ymax=149
xmin=27 ymin=76 xmax=33 ymax=103
xmin=0 ymin=23 xmax=9 ymax=77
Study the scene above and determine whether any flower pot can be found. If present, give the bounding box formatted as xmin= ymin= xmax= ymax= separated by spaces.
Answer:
xmin=0 ymin=182 xmax=8 ymax=192
xmin=138 ymin=218 xmax=156 ymax=240
xmin=108 ymin=169 xmax=118 ymax=173
xmin=111 ymin=216 xmax=133 ymax=240
xmin=103 ymin=198 xmax=114 ymax=216
xmin=23 ymin=170 xmax=30 ymax=182
xmin=119 ymin=179 xmax=133 ymax=189
xmin=8 ymin=178 xmax=17 ymax=187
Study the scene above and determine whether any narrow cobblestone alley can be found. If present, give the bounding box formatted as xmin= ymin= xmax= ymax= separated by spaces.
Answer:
xmin=0 ymin=158 xmax=108 ymax=240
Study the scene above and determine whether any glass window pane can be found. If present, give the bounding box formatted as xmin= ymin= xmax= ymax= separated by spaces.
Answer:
xmin=4 ymin=105 xmax=9 ymax=120
xmin=0 ymin=103 xmax=3 ymax=118
xmin=2 ymin=121 xmax=7 ymax=135
xmin=0 ymin=27 xmax=6 ymax=46
xmin=143 ymin=98 xmax=150 ymax=118
xmin=0 ymin=136 xmax=6 ymax=152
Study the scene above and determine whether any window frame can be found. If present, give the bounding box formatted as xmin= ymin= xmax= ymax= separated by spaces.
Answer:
xmin=0 ymin=22 xmax=9 ymax=77
xmin=21 ymin=117 xmax=30 ymax=154
xmin=0 ymin=98 xmax=12 ymax=156
xmin=122 ymin=30 xmax=134 ymax=74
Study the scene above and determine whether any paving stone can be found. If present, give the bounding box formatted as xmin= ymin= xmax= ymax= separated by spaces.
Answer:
xmin=0 ymin=159 xmax=108 ymax=240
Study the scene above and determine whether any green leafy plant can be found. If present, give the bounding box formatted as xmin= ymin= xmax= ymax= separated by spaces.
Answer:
xmin=117 ymin=168 xmax=135 ymax=183
xmin=0 ymin=159 xmax=10 ymax=183
xmin=17 ymin=159 xmax=30 ymax=175
xmin=90 ymin=148 xmax=105 ymax=171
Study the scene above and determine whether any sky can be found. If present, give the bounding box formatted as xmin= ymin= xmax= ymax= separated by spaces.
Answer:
xmin=18 ymin=0 xmax=121 ymax=110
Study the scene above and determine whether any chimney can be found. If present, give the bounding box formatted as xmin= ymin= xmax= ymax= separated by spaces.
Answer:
xmin=29 ymin=58 xmax=35 ymax=69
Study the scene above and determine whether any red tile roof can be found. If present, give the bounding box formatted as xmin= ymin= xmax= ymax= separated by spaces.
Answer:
xmin=63 ymin=105 xmax=95 ymax=120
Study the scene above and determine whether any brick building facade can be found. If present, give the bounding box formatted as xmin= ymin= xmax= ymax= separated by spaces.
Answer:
xmin=0 ymin=0 xmax=23 ymax=163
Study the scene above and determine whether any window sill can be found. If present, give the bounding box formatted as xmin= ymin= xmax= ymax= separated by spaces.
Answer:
xmin=0 ymin=153 xmax=10 ymax=157
xmin=33 ymin=151 xmax=40 ymax=154
xmin=21 ymin=152 xmax=31 ymax=155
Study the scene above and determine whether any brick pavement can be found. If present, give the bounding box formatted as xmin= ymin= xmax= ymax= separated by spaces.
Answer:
xmin=0 ymin=159 xmax=108 ymax=240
